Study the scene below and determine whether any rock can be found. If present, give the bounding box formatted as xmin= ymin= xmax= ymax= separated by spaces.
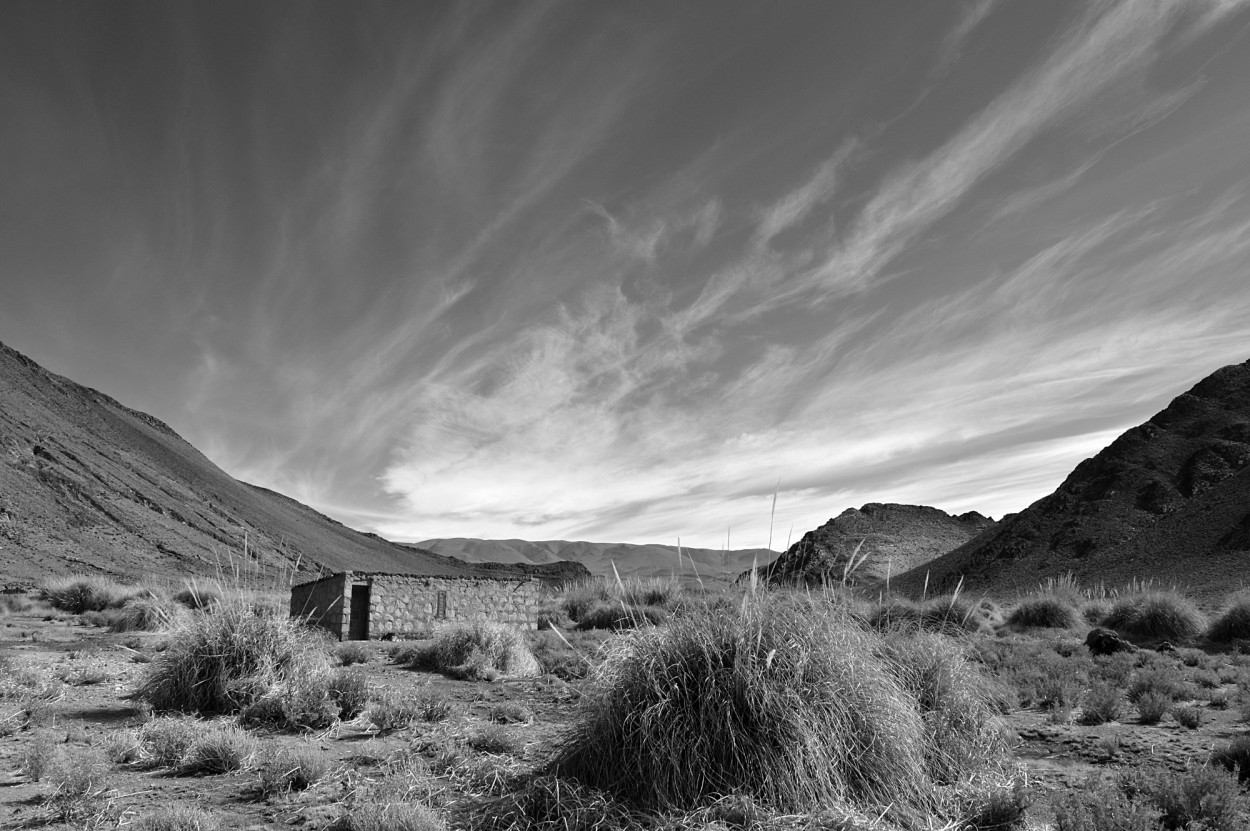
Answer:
xmin=1086 ymin=627 xmax=1137 ymax=656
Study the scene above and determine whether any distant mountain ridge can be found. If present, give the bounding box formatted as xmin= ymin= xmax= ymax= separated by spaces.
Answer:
xmin=902 ymin=358 xmax=1250 ymax=599
xmin=416 ymin=537 xmax=775 ymax=580
xmin=0 ymin=340 xmax=586 ymax=586
xmin=747 ymin=503 xmax=995 ymax=587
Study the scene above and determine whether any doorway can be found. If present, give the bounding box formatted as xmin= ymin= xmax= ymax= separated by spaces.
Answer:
xmin=348 ymin=584 xmax=370 ymax=640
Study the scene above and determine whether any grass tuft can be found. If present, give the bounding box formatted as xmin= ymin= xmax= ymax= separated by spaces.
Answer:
xmin=418 ymin=622 xmax=541 ymax=680
xmin=1007 ymin=595 xmax=1081 ymax=629
xmin=1103 ymin=591 xmax=1206 ymax=643
xmin=1208 ymin=591 xmax=1250 ymax=643
xmin=550 ymin=593 xmax=1010 ymax=826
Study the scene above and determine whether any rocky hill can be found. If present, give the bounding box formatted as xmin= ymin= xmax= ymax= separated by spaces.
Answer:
xmin=902 ymin=358 xmax=1250 ymax=599
xmin=746 ymin=503 xmax=995 ymax=588
xmin=418 ymin=537 xmax=775 ymax=580
xmin=0 ymin=341 xmax=587 ymax=587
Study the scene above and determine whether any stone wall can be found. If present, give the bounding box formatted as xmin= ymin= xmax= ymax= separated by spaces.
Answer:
xmin=290 ymin=572 xmax=350 ymax=639
xmin=368 ymin=573 xmax=548 ymax=637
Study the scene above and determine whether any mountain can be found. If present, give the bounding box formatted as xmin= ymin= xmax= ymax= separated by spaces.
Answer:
xmin=416 ymin=537 xmax=775 ymax=581
xmin=744 ymin=503 xmax=995 ymax=587
xmin=903 ymin=358 xmax=1250 ymax=599
xmin=0 ymin=341 xmax=586 ymax=587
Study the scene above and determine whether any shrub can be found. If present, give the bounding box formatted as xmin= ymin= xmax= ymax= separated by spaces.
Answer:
xmin=109 ymin=595 xmax=186 ymax=633
xmin=132 ymin=806 xmax=221 ymax=831
xmin=336 ymin=641 xmax=371 ymax=666
xmin=181 ymin=723 xmax=258 ymax=774
xmin=1171 ymin=703 xmax=1202 ymax=729
xmin=172 ymin=585 xmax=221 ymax=611
xmin=326 ymin=803 xmax=446 ymax=831
xmin=257 ymin=746 xmax=329 ymax=795
xmin=1136 ymin=692 xmax=1171 ymax=725
xmin=1127 ymin=666 xmax=1189 ymax=703
xmin=424 ymin=622 xmax=540 ymax=680
xmin=20 ymin=729 xmax=60 ymax=781
xmin=141 ymin=717 xmax=200 ymax=768
xmin=44 ymin=750 xmax=118 ymax=826
xmin=38 ymin=575 xmax=143 ymax=613
xmin=328 ymin=668 xmax=370 ymax=720
xmin=137 ymin=601 xmax=331 ymax=716
xmin=1104 ymin=591 xmax=1206 ymax=643
xmin=1211 ymin=735 xmax=1250 ymax=783
xmin=1124 ymin=764 xmax=1249 ymax=831
xmin=1079 ymin=683 xmax=1125 ymax=726
xmin=488 ymin=703 xmax=533 ymax=724
xmin=469 ymin=724 xmax=520 ymax=755
xmin=575 ymin=602 xmax=666 ymax=631
xmin=1208 ymin=592 xmax=1250 ymax=643
xmin=559 ymin=579 xmax=611 ymax=623
xmin=1007 ymin=595 xmax=1080 ymax=629
xmin=551 ymin=595 xmax=1011 ymax=826
xmin=1053 ymin=779 xmax=1161 ymax=831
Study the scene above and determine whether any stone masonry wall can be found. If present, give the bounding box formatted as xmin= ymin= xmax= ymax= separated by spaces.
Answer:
xmin=290 ymin=572 xmax=349 ymax=639
xmin=368 ymin=574 xmax=547 ymax=637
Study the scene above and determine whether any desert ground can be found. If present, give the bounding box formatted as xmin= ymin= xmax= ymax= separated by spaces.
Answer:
xmin=3 ymin=576 xmax=1250 ymax=831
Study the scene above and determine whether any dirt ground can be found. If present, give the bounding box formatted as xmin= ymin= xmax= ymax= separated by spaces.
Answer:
xmin=1 ymin=606 xmax=1246 ymax=830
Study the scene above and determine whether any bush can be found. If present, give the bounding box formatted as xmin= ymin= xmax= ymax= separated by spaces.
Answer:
xmin=1053 ymin=779 xmax=1160 ymax=831
xmin=257 ymin=746 xmax=329 ymax=795
xmin=559 ymin=579 xmax=611 ymax=623
xmin=140 ymin=717 xmax=200 ymax=768
xmin=1128 ymin=666 xmax=1189 ymax=703
xmin=1104 ymin=591 xmax=1206 ymax=643
xmin=422 ymin=622 xmax=540 ymax=680
xmin=137 ymin=601 xmax=331 ymax=716
xmin=1211 ymin=735 xmax=1250 ymax=783
xmin=328 ymin=668 xmax=371 ymax=720
xmin=132 ymin=806 xmax=221 ymax=831
xmin=1208 ymin=593 xmax=1250 ymax=643
xmin=44 ymin=750 xmax=118 ymax=825
xmin=109 ymin=595 xmax=187 ymax=633
xmin=1079 ymin=683 xmax=1125 ymax=726
xmin=1136 ymin=692 xmax=1171 ymax=725
xmin=1124 ymin=764 xmax=1249 ymax=830
xmin=1171 ymin=703 xmax=1202 ymax=729
xmin=1007 ymin=595 xmax=1080 ymax=629
xmin=551 ymin=595 xmax=1011 ymax=826
xmin=575 ymin=602 xmax=666 ymax=631
xmin=38 ymin=575 xmax=146 ymax=613
xmin=336 ymin=641 xmax=371 ymax=666
xmin=326 ymin=803 xmax=446 ymax=831
xmin=181 ymin=723 xmax=258 ymax=774
xmin=20 ymin=729 xmax=60 ymax=781
xmin=172 ymin=585 xmax=221 ymax=611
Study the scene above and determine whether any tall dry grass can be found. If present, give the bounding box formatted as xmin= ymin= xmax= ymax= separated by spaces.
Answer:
xmin=550 ymin=592 xmax=1012 ymax=827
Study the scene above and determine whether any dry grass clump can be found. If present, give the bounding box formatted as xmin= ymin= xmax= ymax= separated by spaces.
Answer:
xmin=1006 ymin=594 xmax=1081 ymax=630
xmin=868 ymin=594 xmax=990 ymax=636
xmin=108 ymin=595 xmax=188 ymax=633
xmin=336 ymin=641 xmax=372 ymax=666
xmin=1210 ymin=735 xmax=1250 ymax=783
xmin=257 ymin=746 xmax=330 ymax=795
xmin=575 ymin=602 xmax=667 ymax=631
xmin=550 ymin=593 xmax=1012 ymax=828
xmin=1103 ymin=591 xmax=1206 ymax=643
xmin=557 ymin=579 xmax=612 ymax=623
xmin=38 ymin=575 xmax=147 ymax=614
xmin=618 ymin=576 xmax=683 ymax=609
xmin=171 ymin=584 xmax=221 ymax=611
xmin=1208 ymin=591 xmax=1250 ymax=643
xmin=326 ymin=803 xmax=447 ymax=831
xmin=419 ymin=622 xmax=540 ymax=680
xmin=136 ymin=600 xmax=332 ymax=719
xmin=131 ymin=806 xmax=222 ymax=831
xmin=181 ymin=723 xmax=258 ymax=774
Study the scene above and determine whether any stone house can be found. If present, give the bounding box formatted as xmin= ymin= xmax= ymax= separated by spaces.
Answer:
xmin=289 ymin=570 xmax=550 ymax=640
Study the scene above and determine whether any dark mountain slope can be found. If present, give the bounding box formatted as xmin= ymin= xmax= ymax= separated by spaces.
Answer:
xmin=0 ymin=341 xmax=585 ymax=586
xmin=902 ymin=359 xmax=1250 ymax=598
xmin=747 ymin=503 xmax=995 ymax=587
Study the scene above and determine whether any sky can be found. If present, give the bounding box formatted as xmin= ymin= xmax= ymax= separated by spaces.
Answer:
xmin=4 ymin=1 xmax=1250 ymax=552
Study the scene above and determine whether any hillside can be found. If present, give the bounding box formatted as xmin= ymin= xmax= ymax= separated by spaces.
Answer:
xmin=903 ymin=358 xmax=1250 ymax=599
xmin=0 ymin=341 xmax=586 ymax=586
xmin=416 ymin=537 xmax=774 ymax=580
xmin=746 ymin=503 xmax=994 ymax=587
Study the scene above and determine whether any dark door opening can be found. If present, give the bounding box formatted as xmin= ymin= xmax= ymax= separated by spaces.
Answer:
xmin=348 ymin=584 xmax=370 ymax=640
